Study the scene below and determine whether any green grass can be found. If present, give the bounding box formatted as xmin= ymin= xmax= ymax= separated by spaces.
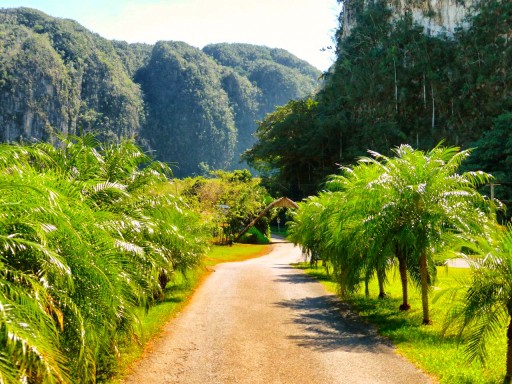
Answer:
xmin=203 ymin=243 xmax=272 ymax=266
xmin=108 ymin=242 xmax=272 ymax=382
xmin=270 ymin=225 xmax=288 ymax=238
xmin=238 ymin=226 xmax=271 ymax=244
xmin=294 ymin=262 xmax=507 ymax=384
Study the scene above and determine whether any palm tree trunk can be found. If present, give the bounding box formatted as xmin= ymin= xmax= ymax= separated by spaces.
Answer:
xmin=377 ymin=267 xmax=386 ymax=299
xmin=397 ymin=249 xmax=410 ymax=310
xmin=506 ymin=314 xmax=512 ymax=383
xmin=419 ymin=252 xmax=432 ymax=325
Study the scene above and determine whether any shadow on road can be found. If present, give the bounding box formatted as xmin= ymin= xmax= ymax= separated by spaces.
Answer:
xmin=273 ymin=273 xmax=320 ymax=284
xmin=272 ymin=264 xmax=320 ymax=284
xmin=275 ymin=294 xmax=392 ymax=354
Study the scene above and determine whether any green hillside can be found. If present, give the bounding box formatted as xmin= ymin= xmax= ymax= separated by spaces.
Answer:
xmin=0 ymin=8 xmax=321 ymax=176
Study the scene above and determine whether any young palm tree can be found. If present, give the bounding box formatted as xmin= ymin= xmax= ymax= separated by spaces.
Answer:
xmin=0 ymin=137 xmax=209 ymax=382
xmin=290 ymin=162 xmax=394 ymax=299
xmin=325 ymin=161 xmax=394 ymax=299
xmin=443 ymin=224 xmax=512 ymax=382
xmin=290 ymin=144 xmax=491 ymax=325
xmin=366 ymin=145 xmax=492 ymax=324
xmin=0 ymin=162 xmax=72 ymax=383
xmin=288 ymin=194 xmax=331 ymax=269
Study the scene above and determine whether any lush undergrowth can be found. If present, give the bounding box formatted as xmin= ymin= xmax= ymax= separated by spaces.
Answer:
xmin=238 ymin=226 xmax=271 ymax=244
xmin=0 ymin=138 xmax=210 ymax=383
xmin=295 ymin=262 xmax=506 ymax=384
xmin=110 ymin=242 xmax=273 ymax=382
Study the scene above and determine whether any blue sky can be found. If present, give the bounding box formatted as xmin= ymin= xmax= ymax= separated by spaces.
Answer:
xmin=1 ymin=0 xmax=342 ymax=71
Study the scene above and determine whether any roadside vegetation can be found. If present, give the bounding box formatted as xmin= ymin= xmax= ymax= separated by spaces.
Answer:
xmin=0 ymin=136 xmax=273 ymax=383
xmin=288 ymin=144 xmax=512 ymax=383
xmin=176 ymin=169 xmax=273 ymax=245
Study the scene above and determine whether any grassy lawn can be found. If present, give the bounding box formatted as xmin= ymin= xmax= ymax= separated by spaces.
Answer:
xmin=203 ymin=243 xmax=272 ymax=266
xmin=294 ymin=262 xmax=506 ymax=384
xmin=108 ymin=242 xmax=273 ymax=382
xmin=270 ymin=225 xmax=288 ymax=238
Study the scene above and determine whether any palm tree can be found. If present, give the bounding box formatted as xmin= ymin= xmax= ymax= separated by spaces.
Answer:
xmin=325 ymin=162 xmax=393 ymax=299
xmin=0 ymin=160 xmax=72 ymax=383
xmin=290 ymin=144 xmax=491 ymax=325
xmin=290 ymin=162 xmax=394 ymax=299
xmin=0 ymin=137 xmax=209 ymax=382
xmin=288 ymin=194 xmax=331 ymax=269
xmin=443 ymin=224 xmax=512 ymax=382
xmin=365 ymin=144 xmax=491 ymax=324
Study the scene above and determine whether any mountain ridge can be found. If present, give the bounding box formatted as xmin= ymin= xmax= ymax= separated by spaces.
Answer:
xmin=0 ymin=7 xmax=321 ymax=176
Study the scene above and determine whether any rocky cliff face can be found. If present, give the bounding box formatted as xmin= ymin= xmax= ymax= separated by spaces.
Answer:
xmin=343 ymin=0 xmax=479 ymax=36
xmin=0 ymin=8 xmax=144 ymax=143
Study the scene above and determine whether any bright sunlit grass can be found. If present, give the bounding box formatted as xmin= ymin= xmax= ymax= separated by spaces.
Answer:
xmin=108 ymin=242 xmax=273 ymax=382
xmin=203 ymin=243 xmax=272 ymax=266
xmin=296 ymin=262 xmax=507 ymax=384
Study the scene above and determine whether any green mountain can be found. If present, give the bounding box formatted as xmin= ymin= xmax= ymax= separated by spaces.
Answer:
xmin=135 ymin=41 xmax=237 ymax=176
xmin=203 ymin=43 xmax=321 ymax=162
xmin=0 ymin=8 xmax=143 ymax=143
xmin=0 ymin=8 xmax=321 ymax=176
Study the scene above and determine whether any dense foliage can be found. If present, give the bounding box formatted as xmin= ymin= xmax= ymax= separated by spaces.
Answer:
xmin=246 ymin=0 xmax=512 ymax=201
xmin=179 ymin=169 xmax=273 ymax=244
xmin=0 ymin=137 xmax=208 ymax=383
xmin=0 ymin=8 xmax=320 ymax=177
xmin=289 ymin=144 xmax=492 ymax=322
xmin=136 ymin=41 xmax=237 ymax=176
xmin=243 ymin=97 xmax=322 ymax=198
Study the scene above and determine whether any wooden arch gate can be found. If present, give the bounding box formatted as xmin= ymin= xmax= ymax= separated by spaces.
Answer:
xmin=234 ymin=197 xmax=299 ymax=242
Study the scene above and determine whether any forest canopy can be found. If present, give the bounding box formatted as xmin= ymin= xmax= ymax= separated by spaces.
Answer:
xmin=245 ymin=0 xmax=512 ymax=201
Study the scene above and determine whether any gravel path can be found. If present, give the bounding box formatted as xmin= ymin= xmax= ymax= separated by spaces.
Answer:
xmin=124 ymin=239 xmax=434 ymax=384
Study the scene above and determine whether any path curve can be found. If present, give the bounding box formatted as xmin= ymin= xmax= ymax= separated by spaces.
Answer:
xmin=124 ymin=240 xmax=434 ymax=384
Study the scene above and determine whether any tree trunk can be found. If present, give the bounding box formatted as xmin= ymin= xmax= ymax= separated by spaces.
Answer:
xmin=419 ymin=253 xmax=432 ymax=325
xmin=431 ymin=84 xmax=435 ymax=129
xmin=377 ymin=267 xmax=386 ymax=299
xmin=506 ymin=314 xmax=512 ymax=383
xmin=423 ymin=73 xmax=427 ymax=109
xmin=393 ymin=57 xmax=398 ymax=113
xmin=397 ymin=249 xmax=410 ymax=310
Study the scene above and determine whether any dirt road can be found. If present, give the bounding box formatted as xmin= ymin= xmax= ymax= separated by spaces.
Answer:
xmin=124 ymin=240 xmax=433 ymax=384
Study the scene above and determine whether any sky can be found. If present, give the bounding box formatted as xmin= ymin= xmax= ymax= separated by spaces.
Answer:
xmin=1 ymin=0 xmax=342 ymax=71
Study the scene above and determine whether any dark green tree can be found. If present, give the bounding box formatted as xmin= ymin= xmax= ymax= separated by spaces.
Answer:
xmin=244 ymin=97 xmax=329 ymax=198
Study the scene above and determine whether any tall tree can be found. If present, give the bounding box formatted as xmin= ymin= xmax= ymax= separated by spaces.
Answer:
xmin=363 ymin=145 xmax=491 ymax=324
xmin=289 ymin=144 xmax=492 ymax=324
xmin=243 ymin=97 xmax=330 ymax=199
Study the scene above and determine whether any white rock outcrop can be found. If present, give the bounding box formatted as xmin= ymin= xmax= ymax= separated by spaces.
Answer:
xmin=343 ymin=0 xmax=479 ymax=37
